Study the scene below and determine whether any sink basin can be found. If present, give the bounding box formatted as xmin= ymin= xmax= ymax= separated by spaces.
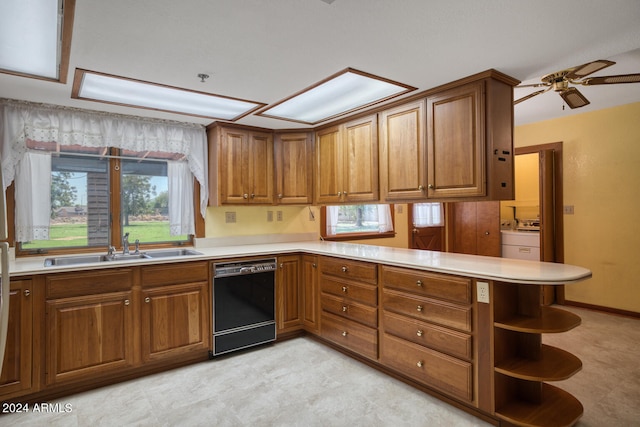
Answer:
xmin=44 ymin=252 xmax=151 ymax=267
xmin=44 ymin=254 xmax=110 ymax=267
xmin=145 ymin=249 xmax=202 ymax=258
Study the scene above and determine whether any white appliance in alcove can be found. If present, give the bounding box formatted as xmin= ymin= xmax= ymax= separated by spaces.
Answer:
xmin=501 ymin=230 xmax=540 ymax=261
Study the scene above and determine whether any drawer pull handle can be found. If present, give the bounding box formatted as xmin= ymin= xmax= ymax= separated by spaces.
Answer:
xmin=342 ymin=331 xmax=348 ymax=337
xmin=145 ymin=297 xmax=151 ymax=303
xmin=416 ymin=305 xmax=423 ymax=312
xmin=341 ymin=266 xmax=349 ymax=273
xmin=416 ymin=330 xmax=423 ymax=337
xmin=124 ymin=299 xmax=130 ymax=306
xmin=416 ymin=361 xmax=424 ymax=368
xmin=416 ymin=280 xmax=423 ymax=287
xmin=342 ymin=306 xmax=348 ymax=312
xmin=342 ymin=286 xmax=348 ymax=293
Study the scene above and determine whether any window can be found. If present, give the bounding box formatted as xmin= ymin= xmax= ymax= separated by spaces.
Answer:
xmin=321 ymin=204 xmax=395 ymax=240
xmin=17 ymin=147 xmax=193 ymax=253
xmin=412 ymin=203 xmax=444 ymax=227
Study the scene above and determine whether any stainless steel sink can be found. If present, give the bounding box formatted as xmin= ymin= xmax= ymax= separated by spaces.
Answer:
xmin=44 ymin=252 xmax=151 ymax=267
xmin=44 ymin=249 xmax=201 ymax=267
xmin=145 ymin=249 xmax=202 ymax=258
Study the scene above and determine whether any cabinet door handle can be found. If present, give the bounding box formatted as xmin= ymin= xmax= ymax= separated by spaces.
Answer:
xmin=124 ymin=299 xmax=130 ymax=306
xmin=278 ymin=193 xmax=283 ymax=199
xmin=416 ymin=361 xmax=424 ymax=368
xmin=279 ymin=263 xmax=284 ymax=268
xmin=416 ymin=280 xmax=423 ymax=287
xmin=312 ymin=263 xmax=317 ymax=268
xmin=341 ymin=286 xmax=348 ymax=293
xmin=418 ymin=185 xmax=424 ymax=191
xmin=416 ymin=330 xmax=423 ymax=337
xmin=251 ymin=193 xmax=255 ymax=199
xmin=337 ymin=191 xmax=342 ymax=197
xmin=416 ymin=305 xmax=423 ymax=312
xmin=428 ymin=184 xmax=434 ymax=189
xmin=341 ymin=266 xmax=349 ymax=273
xmin=342 ymin=305 xmax=348 ymax=312
xmin=145 ymin=297 xmax=151 ymax=303
xmin=243 ymin=193 xmax=249 ymax=199
xmin=485 ymin=231 xmax=490 ymax=235
xmin=343 ymin=191 xmax=348 ymax=196
xmin=342 ymin=331 xmax=348 ymax=337
xmin=24 ymin=289 xmax=31 ymax=297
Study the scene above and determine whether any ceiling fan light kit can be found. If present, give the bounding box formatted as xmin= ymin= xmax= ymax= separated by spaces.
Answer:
xmin=515 ymin=59 xmax=640 ymax=109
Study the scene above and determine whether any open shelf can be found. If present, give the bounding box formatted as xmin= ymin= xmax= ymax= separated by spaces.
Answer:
xmin=495 ymin=344 xmax=582 ymax=381
xmin=495 ymin=306 xmax=581 ymax=333
xmin=495 ymin=382 xmax=583 ymax=427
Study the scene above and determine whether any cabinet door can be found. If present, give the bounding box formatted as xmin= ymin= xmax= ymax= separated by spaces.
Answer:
xmin=276 ymin=255 xmax=302 ymax=333
xmin=274 ymin=132 xmax=313 ymax=204
xmin=448 ymin=201 xmax=500 ymax=257
xmin=0 ymin=280 xmax=32 ymax=398
xmin=380 ymin=100 xmax=427 ymax=201
xmin=46 ymin=291 xmax=134 ymax=385
xmin=219 ymin=128 xmax=249 ymax=204
xmin=427 ymin=81 xmax=485 ymax=198
xmin=343 ymin=115 xmax=379 ymax=202
xmin=247 ymin=131 xmax=274 ymax=204
xmin=315 ymin=125 xmax=343 ymax=204
xmin=141 ymin=281 xmax=210 ymax=363
xmin=301 ymin=255 xmax=320 ymax=334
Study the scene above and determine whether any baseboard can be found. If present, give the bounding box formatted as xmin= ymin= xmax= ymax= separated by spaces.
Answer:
xmin=564 ymin=300 xmax=640 ymax=319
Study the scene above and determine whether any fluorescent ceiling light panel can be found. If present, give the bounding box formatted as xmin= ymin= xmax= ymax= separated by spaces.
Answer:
xmin=258 ymin=68 xmax=416 ymax=124
xmin=73 ymin=69 xmax=266 ymax=121
xmin=0 ymin=0 xmax=60 ymax=79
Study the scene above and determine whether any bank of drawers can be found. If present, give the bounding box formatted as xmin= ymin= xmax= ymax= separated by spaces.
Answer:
xmin=319 ymin=257 xmax=378 ymax=360
xmin=380 ymin=265 xmax=474 ymax=403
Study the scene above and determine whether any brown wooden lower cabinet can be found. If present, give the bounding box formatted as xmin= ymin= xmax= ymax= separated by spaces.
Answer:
xmin=1 ymin=254 xmax=584 ymax=427
xmin=0 ymin=280 xmax=33 ymax=399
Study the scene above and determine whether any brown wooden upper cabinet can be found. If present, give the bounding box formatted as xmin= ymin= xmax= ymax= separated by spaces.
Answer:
xmin=274 ymin=132 xmax=314 ymax=205
xmin=379 ymin=100 xmax=427 ymax=201
xmin=426 ymin=74 xmax=516 ymax=201
xmin=315 ymin=114 xmax=379 ymax=204
xmin=208 ymin=125 xmax=274 ymax=205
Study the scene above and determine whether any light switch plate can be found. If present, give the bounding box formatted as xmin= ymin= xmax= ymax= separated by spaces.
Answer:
xmin=477 ymin=281 xmax=490 ymax=304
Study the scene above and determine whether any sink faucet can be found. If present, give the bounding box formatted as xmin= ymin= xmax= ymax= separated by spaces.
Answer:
xmin=123 ymin=232 xmax=130 ymax=255
xmin=134 ymin=239 xmax=140 ymax=254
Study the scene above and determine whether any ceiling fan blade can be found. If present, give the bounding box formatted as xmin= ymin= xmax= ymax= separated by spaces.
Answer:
xmin=560 ymin=87 xmax=590 ymax=109
xmin=565 ymin=60 xmax=615 ymax=80
xmin=581 ymin=73 xmax=640 ymax=85
xmin=516 ymin=83 xmax=549 ymax=89
xmin=514 ymin=87 xmax=551 ymax=105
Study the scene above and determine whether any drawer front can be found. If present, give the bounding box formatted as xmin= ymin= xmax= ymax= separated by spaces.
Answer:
xmin=46 ymin=269 xmax=134 ymax=299
xmin=320 ymin=257 xmax=377 ymax=285
xmin=381 ymin=333 xmax=472 ymax=402
xmin=321 ymin=293 xmax=378 ymax=328
xmin=382 ymin=290 xmax=472 ymax=332
xmin=382 ymin=311 xmax=472 ymax=360
xmin=142 ymin=261 xmax=209 ymax=287
xmin=321 ymin=311 xmax=378 ymax=360
xmin=382 ymin=266 xmax=471 ymax=304
xmin=321 ymin=276 xmax=377 ymax=306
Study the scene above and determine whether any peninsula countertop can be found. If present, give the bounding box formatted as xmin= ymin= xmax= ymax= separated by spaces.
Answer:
xmin=9 ymin=240 xmax=592 ymax=285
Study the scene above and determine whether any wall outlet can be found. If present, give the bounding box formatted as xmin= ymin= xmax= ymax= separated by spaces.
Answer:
xmin=563 ymin=205 xmax=575 ymax=215
xmin=477 ymin=281 xmax=490 ymax=304
xmin=277 ymin=210 xmax=283 ymax=221
xmin=225 ymin=211 xmax=236 ymax=223
xmin=267 ymin=211 xmax=273 ymax=222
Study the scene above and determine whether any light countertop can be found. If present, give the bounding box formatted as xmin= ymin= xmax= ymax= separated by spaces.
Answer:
xmin=9 ymin=240 xmax=592 ymax=285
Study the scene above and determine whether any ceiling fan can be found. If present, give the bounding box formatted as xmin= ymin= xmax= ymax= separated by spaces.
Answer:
xmin=514 ymin=59 xmax=640 ymax=109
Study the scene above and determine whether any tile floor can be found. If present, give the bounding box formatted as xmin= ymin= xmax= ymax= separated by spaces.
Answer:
xmin=3 ymin=305 xmax=639 ymax=427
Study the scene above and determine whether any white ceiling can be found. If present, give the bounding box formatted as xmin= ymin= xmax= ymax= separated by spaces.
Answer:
xmin=2 ymin=0 xmax=640 ymax=128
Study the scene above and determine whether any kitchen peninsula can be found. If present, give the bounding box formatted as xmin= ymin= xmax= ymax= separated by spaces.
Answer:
xmin=3 ymin=241 xmax=591 ymax=427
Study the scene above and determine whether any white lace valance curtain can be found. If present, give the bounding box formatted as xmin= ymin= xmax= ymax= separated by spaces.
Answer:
xmin=413 ymin=203 xmax=444 ymax=227
xmin=376 ymin=204 xmax=394 ymax=232
xmin=0 ymin=99 xmax=209 ymax=217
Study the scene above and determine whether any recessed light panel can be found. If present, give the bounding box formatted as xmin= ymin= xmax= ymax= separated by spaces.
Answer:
xmin=72 ymin=69 xmax=266 ymax=121
xmin=258 ymin=68 xmax=416 ymax=124
xmin=0 ymin=0 xmax=61 ymax=79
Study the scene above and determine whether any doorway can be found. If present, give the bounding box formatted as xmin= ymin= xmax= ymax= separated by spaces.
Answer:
xmin=511 ymin=142 xmax=565 ymax=303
